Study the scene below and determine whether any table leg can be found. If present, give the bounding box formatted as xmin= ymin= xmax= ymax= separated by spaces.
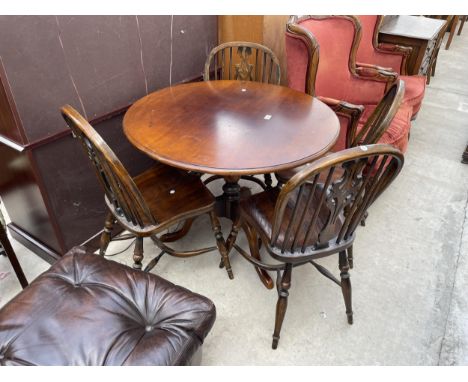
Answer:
xmin=214 ymin=176 xmax=273 ymax=288
xmin=214 ymin=176 xmax=241 ymax=220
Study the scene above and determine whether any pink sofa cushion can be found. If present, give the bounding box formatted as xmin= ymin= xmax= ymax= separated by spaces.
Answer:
xmin=357 ymin=103 xmax=412 ymax=153
xmin=401 ymin=75 xmax=426 ymax=115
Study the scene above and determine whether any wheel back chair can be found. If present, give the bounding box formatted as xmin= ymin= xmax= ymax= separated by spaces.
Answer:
xmin=231 ymin=144 xmax=404 ymax=348
xmin=60 ymin=105 xmax=233 ymax=278
xmin=285 ymin=15 xmax=412 ymax=155
xmin=356 ymin=15 xmax=426 ymax=119
xmin=276 ymin=79 xmax=405 ymax=184
xmin=203 ymin=41 xmax=281 ymax=189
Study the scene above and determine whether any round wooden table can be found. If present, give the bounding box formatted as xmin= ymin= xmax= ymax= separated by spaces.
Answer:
xmin=124 ymin=80 xmax=339 ymax=285
xmin=124 ymin=80 xmax=339 ymax=216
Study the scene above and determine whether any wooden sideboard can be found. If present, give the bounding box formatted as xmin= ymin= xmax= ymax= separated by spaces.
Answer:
xmin=0 ymin=16 xmax=218 ymax=263
xmin=379 ymin=16 xmax=446 ymax=75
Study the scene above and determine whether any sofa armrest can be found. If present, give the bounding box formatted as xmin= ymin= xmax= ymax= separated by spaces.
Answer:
xmin=354 ymin=63 xmax=398 ymax=88
xmin=356 ymin=61 xmax=393 ymax=72
xmin=318 ymin=96 xmax=364 ymax=149
xmin=376 ymin=43 xmax=412 ymax=75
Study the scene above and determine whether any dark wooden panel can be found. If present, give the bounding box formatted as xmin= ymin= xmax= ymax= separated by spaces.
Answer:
xmin=0 ymin=16 xmax=83 ymax=143
xmin=171 ymin=16 xmax=218 ymax=84
xmin=55 ymin=16 xmax=148 ymax=120
xmin=8 ymin=223 xmax=59 ymax=264
xmin=0 ymin=59 xmax=26 ymax=144
xmin=0 ymin=144 xmax=61 ymax=253
xmin=0 ymin=15 xmax=219 ymax=258
xmin=137 ymin=16 xmax=172 ymax=93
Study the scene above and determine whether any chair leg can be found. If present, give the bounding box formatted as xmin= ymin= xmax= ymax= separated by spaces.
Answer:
xmin=446 ymin=16 xmax=459 ymax=50
xmin=360 ymin=211 xmax=369 ymax=227
xmin=339 ymin=250 xmax=353 ymax=324
xmin=347 ymin=245 xmax=354 ymax=269
xmin=458 ymin=16 xmax=466 ymax=35
xmin=133 ymin=237 xmax=144 ymax=270
xmin=99 ymin=212 xmax=115 ymax=256
xmin=264 ymin=173 xmax=273 ymax=189
xmin=272 ymin=264 xmax=292 ymax=349
xmin=209 ymin=212 xmax=233 ymax=279
xmin=243 ymin=222 xmax=273 ymax=289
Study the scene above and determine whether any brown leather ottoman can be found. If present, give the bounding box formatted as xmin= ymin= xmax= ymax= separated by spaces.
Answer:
xmin=0 ymin=247 xmax=216 ymax=365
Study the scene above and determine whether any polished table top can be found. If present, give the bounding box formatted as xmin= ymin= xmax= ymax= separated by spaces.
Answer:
xmin=123 ymin=80 xmax=339 ymax=176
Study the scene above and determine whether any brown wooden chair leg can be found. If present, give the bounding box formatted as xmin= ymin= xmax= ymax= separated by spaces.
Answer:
xmin=209 ymin=212 xmax=233 ymax=279
xmin=446 ymin=16 xmax=459 ymax=49
xmin=99 ymin=212 xmax=115 ymax=256
xmin=458 ymin=16 xmax=466 ymax=35
xmin=243 ymin=222 xmax=273 ymax=289
xmin=360 ymin=211 xmax=369 ymax=227
xmin=133 ymin=237 xmax=144 ymax=270
xmin=347 ymin=245 xmax=354 ymax=269
xmin=272 ymin=264 xmax=292 ymax=349
xmin=339 ymin=250 xmax=353 ymax=324
xmin=0 ymin=224 xmax=28 ymax=288
xmin=264 ymin=173 xmax=273 ymax=189
xmin=432 ymin=56 xmax=438 ymax=77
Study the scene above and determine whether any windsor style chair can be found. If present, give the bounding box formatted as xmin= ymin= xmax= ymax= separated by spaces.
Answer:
xmin=276 ymin=80 xmax=405 ymax=184
xmin=61 ymin=105 xmax=232 ymax=277
xmin=204 ymin=41 xmax=281 ymax=84
xmin=204 ymin=41 xmax=281 ymax=190
xmin=231 ymin=144 xmax=404 ymax=348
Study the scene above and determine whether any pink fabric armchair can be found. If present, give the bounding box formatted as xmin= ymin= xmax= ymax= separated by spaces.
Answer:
xmin=285 ymin=15 xmax=412 ymax=154
xmin=356 ymin=15 xmax=426 ymax=118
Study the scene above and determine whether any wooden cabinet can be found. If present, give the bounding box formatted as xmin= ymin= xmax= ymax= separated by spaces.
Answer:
xmin=378 ymin=16 xmax=446 ymax=75
xmin=0 ymin=16 xmax=218 ymax=262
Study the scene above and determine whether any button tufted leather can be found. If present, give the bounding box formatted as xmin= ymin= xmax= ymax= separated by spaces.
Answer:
xmin=0 ymin=247 xmax=216 ymax=366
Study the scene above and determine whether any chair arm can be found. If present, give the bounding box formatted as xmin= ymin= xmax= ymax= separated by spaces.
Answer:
xmin=354 ymin=64 xmax=398 ymax=88
xmin=356 ymin=62 xmax=393 ymax=72
xmin=375 ymin=43 xmax=412 ymax=75
xmin=377 ymin=42 xmax=412 ymax=56
xmin=318 ymin=96 xmax=364 ymax=149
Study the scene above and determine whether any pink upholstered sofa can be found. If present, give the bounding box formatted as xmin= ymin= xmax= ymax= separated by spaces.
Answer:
xmin=355 ymin=15 xmax=426 ymax=118
xmin=285 ymin=15 xmax=413 ymax=154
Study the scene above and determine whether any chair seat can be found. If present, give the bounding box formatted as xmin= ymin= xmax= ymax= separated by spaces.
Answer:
xmin=241 ymin=185 xmax=341 ymax=258
xmin=400 ymin=75 xmax=426 ymax=116
xmin=0 ymin=247 xmax=216 ymax=365
xmin=358 ymin=103 xmax=412 ymax=153
xmin=133 ymin=163 xmax=215 ymax=227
